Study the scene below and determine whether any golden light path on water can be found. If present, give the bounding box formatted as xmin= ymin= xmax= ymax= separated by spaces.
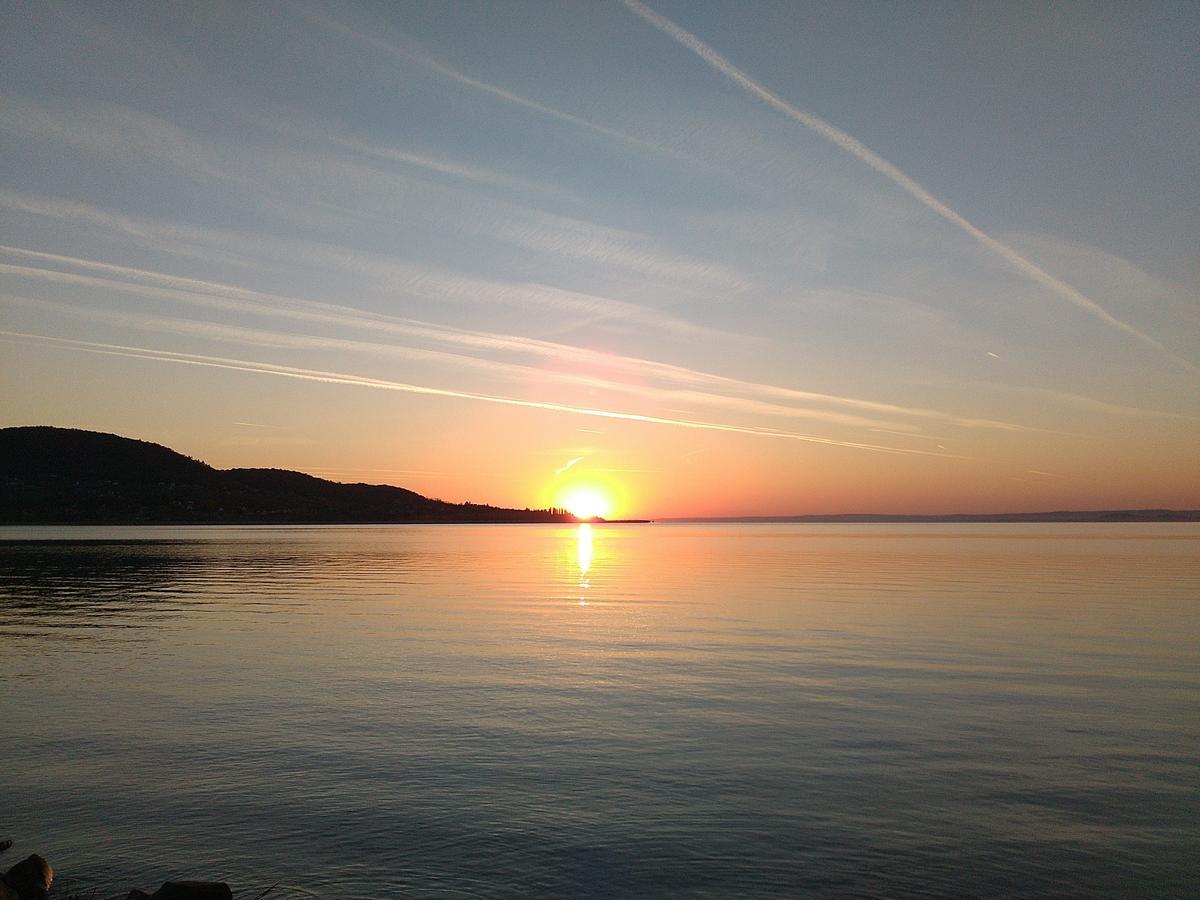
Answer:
xmin=577 ymin=524 xmax=593 ymax=602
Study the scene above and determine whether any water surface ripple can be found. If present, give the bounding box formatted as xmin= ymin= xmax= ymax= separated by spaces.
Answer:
xmin=1 ymin=524 xmax=1197 ymax=897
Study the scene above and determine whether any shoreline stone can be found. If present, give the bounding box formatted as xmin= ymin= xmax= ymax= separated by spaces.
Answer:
xmin=1 ymin=845 xmax=231 ymax=900
xmin=1 ymin=854 xmax=53 ymax=900
xmin=131 ymin=881 xmax=233 ymax=900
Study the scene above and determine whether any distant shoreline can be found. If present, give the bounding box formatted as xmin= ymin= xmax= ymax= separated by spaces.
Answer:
xmin=3 ymin=428 xmax=1196 ymax=527
xmin=657 ymin=510 xmax=1200 ymax=524
xmin=1 ymin=514 xmax=1194 ymax=530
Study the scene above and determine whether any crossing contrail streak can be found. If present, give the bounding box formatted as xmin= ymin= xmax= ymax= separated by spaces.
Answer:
xmin=555 ymin=456 xmax=585 ymax=476
xmin=622 ymin=0 xmax=1196 ymax=375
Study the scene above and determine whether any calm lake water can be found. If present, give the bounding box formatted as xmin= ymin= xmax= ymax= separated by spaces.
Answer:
xmin=1 ymin=524 xmax=1197 ymax=897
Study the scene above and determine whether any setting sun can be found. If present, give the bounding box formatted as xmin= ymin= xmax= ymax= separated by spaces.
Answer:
xmin=559 ymin=487 xmax=613 ymax=520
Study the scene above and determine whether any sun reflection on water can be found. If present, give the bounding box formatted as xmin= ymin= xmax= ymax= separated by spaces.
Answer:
xmin=577 ymin=524 xmax=593 ymax=596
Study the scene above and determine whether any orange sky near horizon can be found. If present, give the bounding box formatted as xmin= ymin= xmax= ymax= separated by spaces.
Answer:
xmin=5 ymin=339 xmax=1195 ymax=519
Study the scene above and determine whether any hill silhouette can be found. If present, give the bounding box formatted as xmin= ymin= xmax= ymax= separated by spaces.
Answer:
xmin=0 ymin=427 xmax=577 ymax=525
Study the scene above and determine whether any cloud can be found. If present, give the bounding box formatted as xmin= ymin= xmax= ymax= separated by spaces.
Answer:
xmin=1 ymin=292 xmax=927 ymax=432
xmin=0 ymin=93 xmax=743 ymax=299
xmin=0 ymin=329 xmax=965 ymax=458
xmin=287 ymin=1 xmax=713 ymax=171
xmin=0 ymin=95 xmax=240 ymax=184
xmin=621 ymin=0 xmax=1196 ymax=374
xmin=0 ymin=240 xmax=719 ymax=357
xmin=0 ymin=193 xmax=728 ymax=340
xmin=0 ymin=243 xmax=1037 ymax=434
xmin=969 ymin=379 xmax=1200 ymax=423
xmin=245 ymin=110 xmax=574 ymax=200
xmin=0 ymin=190 xmax=277 ymax=274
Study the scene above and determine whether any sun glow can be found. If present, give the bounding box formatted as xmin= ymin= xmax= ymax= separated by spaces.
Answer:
xmin=560 ymin=487 xmax=613 ymax=520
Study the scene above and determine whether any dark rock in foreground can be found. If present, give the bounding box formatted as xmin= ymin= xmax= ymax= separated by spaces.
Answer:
xmin=1 ymin=854 xmax=52 ymax=900
xmin=1 ymin=844 xmax=233 ymax=900
xmin=128 ymin=882 xmax=232 ymax=900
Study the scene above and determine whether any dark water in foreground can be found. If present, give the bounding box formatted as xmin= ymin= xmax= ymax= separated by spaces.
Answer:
xmin=1 ymin=524 xmax=1197 ymax=898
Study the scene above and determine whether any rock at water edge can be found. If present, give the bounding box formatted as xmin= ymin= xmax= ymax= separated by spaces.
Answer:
xmin=151 ymin=882 xmax=233 ymax=900
xmin=1 ymin=855 xmax=52 ymax=900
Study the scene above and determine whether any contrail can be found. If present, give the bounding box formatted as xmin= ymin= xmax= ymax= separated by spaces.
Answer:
xmin=289 ymin=2 xmax=707 ymax=170
xmin=0 ymin=245 xmax=1033 ymax=432
xmin=0 ymin=330 xmax=964 ymax=458
xmin=622 ymin=0 xmax=1196 ymax=374
xmin=555 ymin=456 xmax=586 ymax=476
xmin=0 ymin=291 xmax=929 ymax=432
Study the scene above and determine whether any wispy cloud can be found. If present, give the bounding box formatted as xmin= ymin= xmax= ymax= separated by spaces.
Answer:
xmin=0 ymin=243 xmax=1037 ymax=434
xmin=0 ymin=93 xmax=743 ymax=301
xmin=0 ymin=187 xmax=732 ymax=339
xmin=622 ymin=0 xmax=1196 ymax=374
xmin=2 ymin=292 xmax=926 ymax=433
xmin=288 ymin=2 xmax=714 ymax=172
xmin=0 ymin=330 xmax=966 ymax=458
xmin=0 ymin=94 xmax=240 ymax=184
xmin=968 ymin=380 xmax=1200 ymax=423
xmin=246 ymin=110 xmax=573 ymax=200
xmin=0 ymin=241 xmax=716 ymax=362
xmin=0 ymin=190 xmax=276 ymax=275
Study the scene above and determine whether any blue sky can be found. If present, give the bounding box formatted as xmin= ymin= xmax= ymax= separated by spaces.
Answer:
xmin=1 ymin=1 xmax=1197 ymax=514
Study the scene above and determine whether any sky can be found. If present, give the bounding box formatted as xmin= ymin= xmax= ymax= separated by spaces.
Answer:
xmin=1 ymin=0 xmax=1198 ymax=517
